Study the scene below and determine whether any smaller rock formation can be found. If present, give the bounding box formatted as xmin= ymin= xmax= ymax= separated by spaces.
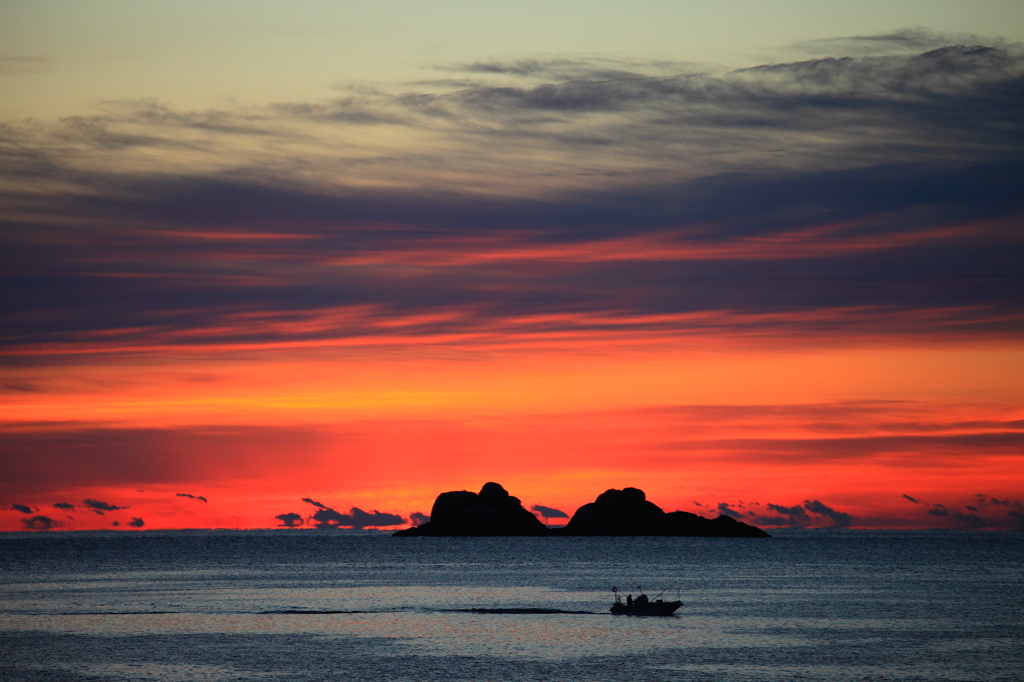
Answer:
xmin=393 ymin=482 xmax=549 ymax=536
xmin=554 ymin=487 xmax=770 ymax=537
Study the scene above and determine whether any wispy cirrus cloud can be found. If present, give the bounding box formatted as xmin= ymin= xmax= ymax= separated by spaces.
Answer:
xmin=2 ymin=38 xmax=1022 ymax=359
xmin=787 ymin=29 xmax=1007 ymax=57
xmin=4 ymin=39 xmax=1023 ymax=193
xmin=0 ymin=55 xmax=49 ymax=75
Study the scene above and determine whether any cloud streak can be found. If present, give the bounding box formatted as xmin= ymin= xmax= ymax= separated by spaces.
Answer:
xmin=81 ymin=498 xmax=128 ymax=514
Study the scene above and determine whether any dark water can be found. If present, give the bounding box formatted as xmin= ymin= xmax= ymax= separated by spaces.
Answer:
xmin=1 ymin=530 xmax=1021 ymax=681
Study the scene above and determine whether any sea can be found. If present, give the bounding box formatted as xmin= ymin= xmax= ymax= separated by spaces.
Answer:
xmin=1 ymin=529 xmax=1021 ymax=682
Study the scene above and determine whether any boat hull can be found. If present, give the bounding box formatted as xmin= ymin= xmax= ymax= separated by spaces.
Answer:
xmin=609 ymin=599 xmax=682 ymax=616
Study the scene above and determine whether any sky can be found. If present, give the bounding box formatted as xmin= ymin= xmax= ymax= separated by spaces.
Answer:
xmin=2 ymin=1 xmax=1023 ymax=532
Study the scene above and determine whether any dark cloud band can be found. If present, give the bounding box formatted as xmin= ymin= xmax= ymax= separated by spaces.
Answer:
xmin=2 ymin=41 xmax=1022 ymax=356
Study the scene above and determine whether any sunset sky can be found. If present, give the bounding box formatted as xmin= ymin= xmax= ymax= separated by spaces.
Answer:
xmin=3 ymin=1 xmax=1023 ymax=532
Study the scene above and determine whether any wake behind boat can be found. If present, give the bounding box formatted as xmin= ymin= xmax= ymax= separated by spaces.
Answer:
xmin=610 ymin=586 xmax=682 ymax=616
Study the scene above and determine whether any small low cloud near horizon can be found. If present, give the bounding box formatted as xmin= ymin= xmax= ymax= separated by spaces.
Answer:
xmin=531 ymin=505 xmax=569 ymax=523
xmin=22 ymin=516 xmax=61 ymax=530
xmin=275 ymin=512 xmax=304 ymax=528
xmin=301 ymin=499 xmax=406 ymax=529
xmin=709 ymin=499 xmax=854 ymax=529
xmin=1 ymin=6 xmax=1022 ymax=531
xmin=717 ymin=503 xmax=745 ymax=519
xmin=901 ymin=492 xmax=1024 ymax=529
xmin=81 ymin=499 xmax=129 ymax=515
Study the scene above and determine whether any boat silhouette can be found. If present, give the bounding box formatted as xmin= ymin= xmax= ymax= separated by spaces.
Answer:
xmin=610 ymin=586 xmax=682 ymax=616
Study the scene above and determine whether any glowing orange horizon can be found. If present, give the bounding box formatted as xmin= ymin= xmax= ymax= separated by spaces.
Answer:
xmin=4 ymin=336 xmax=1022 ymax=532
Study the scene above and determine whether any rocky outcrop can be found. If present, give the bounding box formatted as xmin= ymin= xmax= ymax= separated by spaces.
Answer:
xmin=557 ymin=487 xmax=662 ymax=535
xmin=392 ymin=482 xmax=549 ymax=536
xmin=553 ymin=487 xmax=770 ymax=537
xmin=393 ymin=483 xmax=770 ymax=537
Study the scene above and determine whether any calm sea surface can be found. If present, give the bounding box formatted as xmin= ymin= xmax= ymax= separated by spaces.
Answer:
xmin=1 ymin=530 xmax=1021 ymax=681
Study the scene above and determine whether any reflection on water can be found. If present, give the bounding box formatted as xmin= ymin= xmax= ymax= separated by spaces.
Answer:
xmin=1 ymin=530 xmax=1022 ymax=681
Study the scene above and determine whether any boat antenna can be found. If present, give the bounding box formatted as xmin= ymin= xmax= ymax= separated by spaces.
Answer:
xmin=636 ymin=585 xmax=645 ymax=595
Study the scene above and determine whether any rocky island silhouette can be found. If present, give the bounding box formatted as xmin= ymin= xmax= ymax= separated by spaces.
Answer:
xmin=393 ymin=482 xmax=769 ymax=537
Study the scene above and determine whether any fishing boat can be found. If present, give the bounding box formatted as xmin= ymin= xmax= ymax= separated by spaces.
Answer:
xmin=610 ymin=586 xmax=682 ymax=616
